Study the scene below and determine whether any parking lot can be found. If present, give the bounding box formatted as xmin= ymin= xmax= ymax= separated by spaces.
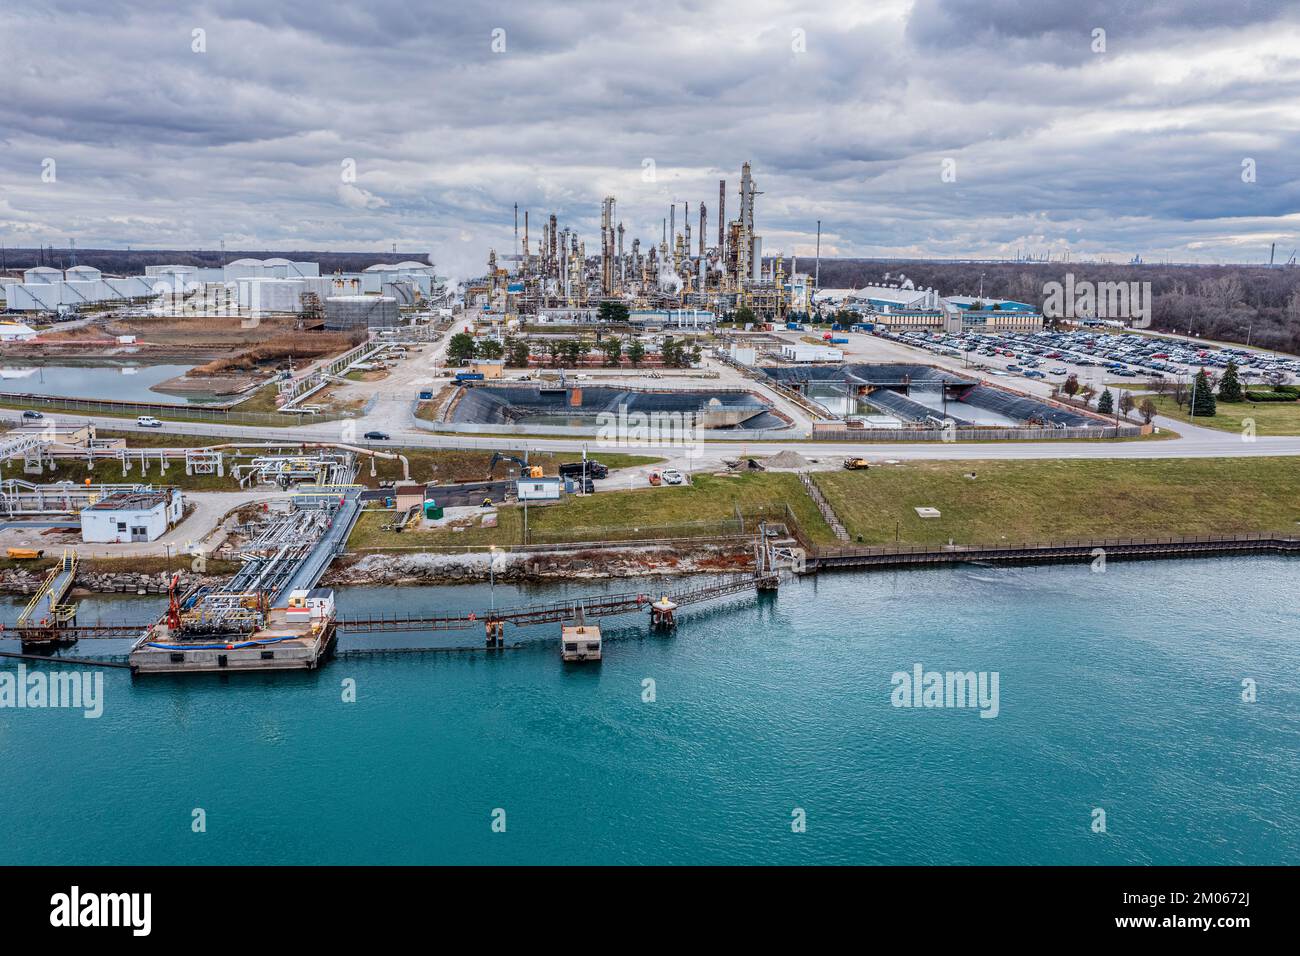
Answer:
xmin=859 ymin=326 xmax=1300 ymax=394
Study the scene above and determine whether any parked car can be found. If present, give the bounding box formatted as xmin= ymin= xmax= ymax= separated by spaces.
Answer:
xmin=363 ymin=430 xmax=391 ymax=441
xmin=136 ymin=416 xmax=163 ymax=428
xmin=661 ymin=469 xmax=685 ymax=485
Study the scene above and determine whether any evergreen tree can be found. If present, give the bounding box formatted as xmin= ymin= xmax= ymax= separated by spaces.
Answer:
xmin=505 ymin=337 xmax=531 ymax=368
xmin=1218 ymin=360 xmax=1244 ymax=402
xmin=601 ymin=337 xmax=623 ymax=366
xmin=626 ymin=338 xmax=646 ymax=367
xmin=1190 ymin=368 xmax=1217 ymax=417
xmin=447 ymin=332 xmax=477 ymax=364
xmin=1098 ymin=388 xmax=1114 ymax=414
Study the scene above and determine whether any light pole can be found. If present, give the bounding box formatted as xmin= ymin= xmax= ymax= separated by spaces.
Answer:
xmin=488 ymin=545 xmax=497 ymax=611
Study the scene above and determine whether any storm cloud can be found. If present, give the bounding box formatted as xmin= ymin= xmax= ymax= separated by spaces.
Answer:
xmin=1 ymin=0 xmax=1298 ymax=275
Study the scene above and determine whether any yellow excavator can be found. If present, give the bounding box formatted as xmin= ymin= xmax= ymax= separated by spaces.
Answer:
xmin=488 ymin=451 xmax=544 ymax=479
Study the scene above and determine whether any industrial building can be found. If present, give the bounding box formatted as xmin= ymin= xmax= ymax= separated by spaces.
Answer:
xmin=628 ymin=309 xmax=718 ymax=329
xmin=779 ymin=343 xmax=844 ymax=363
xmin=79 ymin=488 xmax=184 ymax=543
xmin=469 ymin=161 xmax=814 ymax=323
xmin=3 ymin=255 xmax=449 ymax=319
xmin=324 ymin=295 xmax=400 ymax=329
xmin=815 ymin=285 xmax=1043 ymax=334
xmin=3 ymin=265 xmax=157 ymax=313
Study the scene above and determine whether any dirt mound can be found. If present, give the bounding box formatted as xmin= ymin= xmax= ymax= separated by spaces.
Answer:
xmin=765 ymin=450 xmax=812 ymax=470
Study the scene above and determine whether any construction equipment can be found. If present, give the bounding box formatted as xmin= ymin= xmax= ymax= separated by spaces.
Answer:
xmin=5 ymin=547 xmax=45 ymax=559
xmin=488 ymin=451 xmax=543 ymax=479
xmin=843 ymin=458 xmax=870 ymax=470
xmin=648 ymin=471 xmax=662 ymax=486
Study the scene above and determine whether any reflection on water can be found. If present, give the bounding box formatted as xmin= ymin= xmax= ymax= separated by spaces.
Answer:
xmin=806 ymin=383 xmax=1019 ymax=426
xmin=908 ymin=386 xmax=1020 ymax=426
xmin=0 ymin=363 xmax=219 ymax=403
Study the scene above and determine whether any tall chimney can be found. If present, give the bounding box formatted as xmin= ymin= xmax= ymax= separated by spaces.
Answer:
xmin=718 ymin=180 xmax=726 ymax=256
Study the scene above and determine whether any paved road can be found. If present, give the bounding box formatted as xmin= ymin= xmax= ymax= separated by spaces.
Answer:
xmin=30 ymin=325 xmax=1300 ymax=466
xmin=40 ymin=407 xmax=1300 ymax=467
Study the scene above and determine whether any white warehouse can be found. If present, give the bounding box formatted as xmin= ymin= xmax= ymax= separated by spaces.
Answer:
xmin=779 ymin=343 xmax=844 ymax=363
xmin=80 ymin=489 xmax=184 ymax=543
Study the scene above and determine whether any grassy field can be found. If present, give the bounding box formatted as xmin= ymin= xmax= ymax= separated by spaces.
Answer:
xmin=815 ymin=458 xmax=1300 ymax=546
xmin=373 ymin=448 xmax=663 ymax=487
xmin=1140 ymin=394 xmax=1300 ymax=436
xmin=348 ymin=472 xmax=837 ymax=551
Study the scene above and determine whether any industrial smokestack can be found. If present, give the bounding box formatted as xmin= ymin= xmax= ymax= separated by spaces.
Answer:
xmin=718 ymin=180 xmax=726 ymax=257
xmin=699 ymin=203 xmax=706 ymax=258
xmin=814 ymin=220 xmax=821 ymax=290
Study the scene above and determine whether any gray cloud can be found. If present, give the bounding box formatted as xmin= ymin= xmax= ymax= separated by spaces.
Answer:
xmin=1 ymin=0 xmax=1299 ymax=275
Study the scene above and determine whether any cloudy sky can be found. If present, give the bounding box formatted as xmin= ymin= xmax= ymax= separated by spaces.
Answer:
xmin=2 ymin=0 xmax=1299 ymax=278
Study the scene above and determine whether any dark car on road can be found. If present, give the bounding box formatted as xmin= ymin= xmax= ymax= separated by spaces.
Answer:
xmin=22 ymin=410 xmax=43 ymax=419
xmin=363 ymin=431 xmax=391 ymax=441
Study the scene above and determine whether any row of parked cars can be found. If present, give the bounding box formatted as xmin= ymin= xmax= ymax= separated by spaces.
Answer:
xmin=877 ymin=327 xmax=1298 ymax=385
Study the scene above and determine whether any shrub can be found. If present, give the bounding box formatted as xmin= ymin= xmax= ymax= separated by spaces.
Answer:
xmin=1243 ymin=391 xmax=1298 ymax=402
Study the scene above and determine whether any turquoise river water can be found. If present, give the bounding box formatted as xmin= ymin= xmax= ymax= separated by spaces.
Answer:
xmin=1 ymin=557 xmax=1297 ymax=865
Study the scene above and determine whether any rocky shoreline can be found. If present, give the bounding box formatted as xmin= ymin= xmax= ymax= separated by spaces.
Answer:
xmin=0 ymin=545 xmax=753 ymax=595
xmin=322 ymin=544 xmax=755 ymax=586
xmin=1 ymin=568 xmax=222 ymax=597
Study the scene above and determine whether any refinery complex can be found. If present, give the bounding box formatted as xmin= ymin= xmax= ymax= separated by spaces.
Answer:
xmin=471 ymin=162 xmax=813 ymax=324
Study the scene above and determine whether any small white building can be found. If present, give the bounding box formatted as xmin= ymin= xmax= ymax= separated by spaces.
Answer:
xmin=779 ymin=343 xmax=844 ymax=363
xmin=80 ymin=489 xmax=184 ymax=543
xmin=516 ymin=478 xmax=562 ymax=501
